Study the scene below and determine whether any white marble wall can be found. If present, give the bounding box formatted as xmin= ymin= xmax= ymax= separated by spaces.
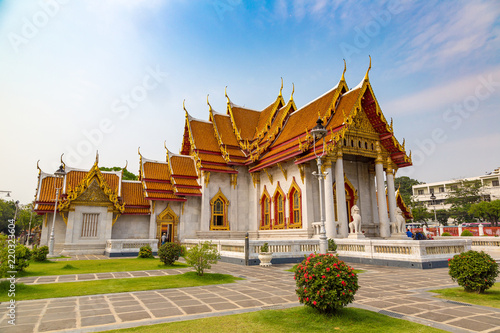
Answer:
xmin=112 ymin=215 xmax=149 ymax=239
xmin=65 ymin=205 xmax=113 ymax=245
xmin=40 ymin=213 xmax=66 ymax=247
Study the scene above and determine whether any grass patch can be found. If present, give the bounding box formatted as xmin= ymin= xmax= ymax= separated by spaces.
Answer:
xmin=430 ymin=283 xmax=500 ymax=309
xmin=100 ymin=306 xmax=443 ymax=333
xmin=17 ymin=258 xmax=189 ymax=277
xmin=0 ymin=272 xmax=241 ymax=302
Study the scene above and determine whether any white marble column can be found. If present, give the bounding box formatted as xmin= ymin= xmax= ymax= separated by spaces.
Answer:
xmin=369 ymin=166 xmax=379 ymax=225
xmin=386 ymin=160 xmax=397 ymax=227
xmin=324 ymin=159 xmax=336 ymax=239
xmin=375 ymin=144 xmax=390 ymax=238
xmin=200 ymin=171 xmax=211 ymax=231
xmin=335 ymin=150 xmax=348 ymax=238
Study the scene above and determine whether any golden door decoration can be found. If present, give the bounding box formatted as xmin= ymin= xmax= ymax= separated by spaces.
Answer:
xmin=156 ymin=204 xmax=179 ymax=244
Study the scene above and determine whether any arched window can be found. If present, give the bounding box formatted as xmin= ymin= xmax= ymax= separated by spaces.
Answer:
xmin=260 ymin=187 xmax=271 ymax=230
xmin=288 ymin=178 xmax=302 ymax=228
xmin=273 ymin=183 xmax=285 ymax=229
xmin=210 ymin=189 xmax=229 ymax=230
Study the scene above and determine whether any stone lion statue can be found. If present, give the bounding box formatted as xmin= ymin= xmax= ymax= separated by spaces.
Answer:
xmin=349 ymin=205 xmax=361 ymax=234
xmin=392 ymin=207 xmax=405 ymax=234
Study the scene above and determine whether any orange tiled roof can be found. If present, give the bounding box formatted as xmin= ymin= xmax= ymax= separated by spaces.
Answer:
xmin=143 ymin=161 xmax=170 ymax=181
xmin=143 ymin=181 xmax=174 ymax=192
xmin=123 ymin=207 xmax=150 ymax=214
xmin=190 ymin=120 xmax=220 ymax=152
xmin=35 ymin=204 xmax=55 ymax=212
xmin=197 ymin=153 xmax=227 ymax=164
xmin=144 ymin=191 xmax=186 ymax=201
xmin=170 ymin=155 xmax=198 ymax=177
xmin=121 ymin=181 xmax=149 ymax=206
xmin=175 ymin=187 xmax=202 ymax=195
xmin=230 ymin=106 xmax=260 ymax=141
xmin=213 ymin=113 xmax=239 ymax=147
xmin=37 ymin=176 xmax=63 ymax=202
xmin=172 ymin=178 xmax=200 ymax=187
xmin=200 ymin=163 xmax=236 ymax=173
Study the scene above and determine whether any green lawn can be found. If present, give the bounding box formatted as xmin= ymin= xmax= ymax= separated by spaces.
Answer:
xmin=0 ymin=272 xmax=241 ymax=301
xmin=101 ymin=306 xmax=444 ymax=333
xmin=430 ymin=283 xmax=500 ymax=309
xmin=17 ymin=258 xmax=189 ymax=277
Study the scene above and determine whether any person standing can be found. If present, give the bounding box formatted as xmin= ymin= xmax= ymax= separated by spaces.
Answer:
xmin=161 ymin=233 xmax=167 ymax=245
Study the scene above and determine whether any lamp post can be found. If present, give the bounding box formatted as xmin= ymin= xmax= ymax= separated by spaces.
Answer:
xmin=26 ymin=205 xmax=33 ymax=246
xmin=311 ymin=118 xmax=328 ymax=254
xmin=48 ymin=165 xmax=66 ymax=257
xmin=430 ymin=192 xmax=438 ymax=233
xmin=0 ymin=190 xmax=11 ymax=197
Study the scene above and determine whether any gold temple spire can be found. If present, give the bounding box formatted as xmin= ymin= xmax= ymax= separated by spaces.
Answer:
xmin=279 ymin=77 xmax=283 ymax=97
xmin=207 ymin=94 xmax=213 ymax=113
xmin=95 ymin=151 xmax=99 ymax=165
xmin=60 ymin=153 xmax=66 ymax=169
xmin=123 ymin=160 xmax=128 ymax=171
xmin=364 ymin=55 xmax=371 ymax=81
xmin=341 ymin=59 xmax=346 ymax=81
xmin=290 ymin=83 xmax=295 ymax=101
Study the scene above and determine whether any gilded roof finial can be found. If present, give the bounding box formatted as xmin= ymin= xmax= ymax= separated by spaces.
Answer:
xmin=37 ymin=159 xmax=41 ymax=174
xmin=341 ymin=59 xmax=346 ymax=81
xmin=207 ymin=94 xmax=213 ymax=113
xmin=364 ymin=55 xmax=371 ymax=81
xmin=290 ymin=83 xmax=295 ymax=101
xmin=402 ymin=138 xmax=405 ymax=150
xmin=390 ymin=117 xmax=393 ymax=132
xmin=138 ymin=146 xmax=142 ymax=157
xmin=95 ymin=151 xmax=99 ymax=165
xmin=279 ymin=77 xmax=283 ymax=97
xmin=123 ymin=160 xmax=128 ymax=171
xmin=60 ymin=153 xmax=66 ymax=168
xmin=164 ymin=140 xmax=168 ymax=151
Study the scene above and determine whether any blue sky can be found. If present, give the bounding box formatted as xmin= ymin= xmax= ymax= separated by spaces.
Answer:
xmin=1 ymin=0 xmax=499 ymax=204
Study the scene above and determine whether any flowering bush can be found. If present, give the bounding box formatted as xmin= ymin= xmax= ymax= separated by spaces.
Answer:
xmin=138 ymin=245 xmax=154 ymax=258
xmin=158 ymin=242 xmax=182 ymax=265
xmin=461 ymin=229 xmax=473 ymax=236
xmin=295 ymin=253 xmax=359 ymax=313
xmin=328 ymin=239 xmax=337 ymax=252
xmin=448 ymin=250 xmax=498 ymax=294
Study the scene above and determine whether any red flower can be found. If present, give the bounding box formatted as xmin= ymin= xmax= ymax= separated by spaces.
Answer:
xmin=341 ymin=281 xmax=346 ymax=286
xmin=342 ymin=292 xmax=345 ymax=295
xmin=326 ymin=267 xmax=330 ymax=272
xmin=306 ymin=297 xmax=309 ymax=302
xmin=337 ymin=274 xmax=340 ymax=277
xmin=322 ymin=275 xmax=326 ymax=279
xmin=313 ymin=301 xmax=317 ymax=305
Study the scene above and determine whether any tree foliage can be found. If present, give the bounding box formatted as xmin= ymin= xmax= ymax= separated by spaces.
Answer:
xmin=410 ymin=204 xmax=432 ymax=224
xmin=445 ymin=179 xmax=482 ymax=224
xmin=0 ymin=199 xmax=18 ymax=235
xmin=395 ymin=176 xmax=423 ymax=208
xmin=468 ymin=200 xmax=500 ymax=227
xmin=448 ymin=250 xmax=498 ymax=294
xmin=435 ymin=209 xmax=451 ymax=226
xmin=100 ymin=167 xmax=138 ymax=181
xmin=185 ymin=241 xmax=220 ymax=276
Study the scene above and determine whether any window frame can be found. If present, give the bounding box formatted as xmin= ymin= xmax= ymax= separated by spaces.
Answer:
xmin=209 ymin=188 xmax=230 ymax=231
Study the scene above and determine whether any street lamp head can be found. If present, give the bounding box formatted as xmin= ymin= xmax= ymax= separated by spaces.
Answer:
xmin=54 ymin=164 xmax=66 ymax=178
xmin=311 ymin=118 xmax=327 ymax=140
xmin=6 ymin=192 xmax=11 ymax=197
xmin=430 ymin=194 xmax=436 ymax=201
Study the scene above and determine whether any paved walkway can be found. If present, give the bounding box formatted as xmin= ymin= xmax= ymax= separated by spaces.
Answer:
xmin=1 ymin=261 xmax=499 ymax=333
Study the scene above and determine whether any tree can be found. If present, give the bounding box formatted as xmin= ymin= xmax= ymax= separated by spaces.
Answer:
xmin=435 ymin=209 xmax=450 ymax=226
xmin=411 ymin=204 xmax=432 ymax=225
xmin=469 ymin=200 xmax=500 ymax=227
xmin=0 ymin=199 xmax=18 ymax=235
xmin=445 ymin=179 xmax=482 ymax=224
xmin=394 ymin=176 xmax=423 ymax=207
xmin=15 ymin=203 xmax=43 ymax=236
xmin=100 ymin=167 xmax=138 ymax=180
xmin=185 ymin=241 xmax=220 ymax=276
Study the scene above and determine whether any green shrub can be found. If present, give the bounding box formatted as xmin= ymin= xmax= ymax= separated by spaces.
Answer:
xmin=11 ymin=244 xmax=32 ymax=272
xmin=185 ymin=241 xmax=220 ymax=276
xmin=441 ymin=232 xmax=451 ymax=236
xmin=461 ymin=229 xmax=474 ymax=236
xmin=260 ymin=242 xmax=269 ymax=252
xmin=295 ymin=253 xmax=359 ymax=313
xmin=448 ymin=250 xmax=499 ymax=293
xmin=328 ymin=239 xmax=337 ymax=251
xmin=138 ymin=245 xmax=154 ymax=258
xmin=32 ymin=246 xmax=49 ymax=262
xmin=158 ymin=242 xmax=182 ymax=265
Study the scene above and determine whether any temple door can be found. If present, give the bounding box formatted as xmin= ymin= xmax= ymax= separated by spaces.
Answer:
xmin=156 ymin=204 xmax=179 ymax=246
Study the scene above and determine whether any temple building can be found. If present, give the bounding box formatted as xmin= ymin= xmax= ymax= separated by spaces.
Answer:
xmin=34 ymin=61 xmax=412 ymax=256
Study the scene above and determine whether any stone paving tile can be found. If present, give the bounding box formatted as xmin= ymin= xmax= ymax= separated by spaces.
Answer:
xmin=116 ymin=311 xmax=151 ymax=322
xmin=447 ymin=318 xmax=498 ymax=331
xmin=359 ymin=300 xmax=398 ymax=308
xmin=81 ymin=314 xmax=116 ymax=327
xmin=130 ymin=271 xmax=149 ymax=277
xmin=38 ymin=319 xmax=77 ymax=332
xmin=150 ymin=308 xmax=184 ymax=318
xmin=415 ymin=311 xmax=459 ymax=322
xmin=114 ymin=305 xmax=145 ymax=314
xmin=1 ymin=324 xmax=36 ymax=333
xmin=180 ymin=304 xmax=213 ymax=315
xmin=386 ymin=305 xmax=426 ymax=315
xmin=79 ymin=303 xmax=110 ymax=311
xmin=80 ymin=308 xmax=112 ymax=317
xmin=145 ymin=302 xmax=177 ymax=310
xmin=469 ymin=314 xmax=500 ymax=326
xmin=234 ymin=299 xmax=265 ymax=307
xmin=435 ymin=307 xmax=478 ymax=317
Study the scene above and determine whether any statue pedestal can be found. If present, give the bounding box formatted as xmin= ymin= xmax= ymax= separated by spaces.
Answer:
xmin=348 ymin=233 xmax=366 ymax=239
xmin=390 ymin=233 xmax=411 ymax=240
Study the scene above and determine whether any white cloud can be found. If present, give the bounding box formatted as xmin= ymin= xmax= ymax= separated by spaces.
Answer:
xmin=384 ymin=65 xmax=500 ymax=116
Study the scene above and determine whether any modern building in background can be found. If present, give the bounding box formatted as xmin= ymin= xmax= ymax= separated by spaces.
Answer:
xmin=412 ymin=167 xmax=500 ymax=212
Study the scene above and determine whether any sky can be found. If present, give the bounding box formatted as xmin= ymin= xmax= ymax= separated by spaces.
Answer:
xmin=0 ymin=0 xmax=499 ymax=204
